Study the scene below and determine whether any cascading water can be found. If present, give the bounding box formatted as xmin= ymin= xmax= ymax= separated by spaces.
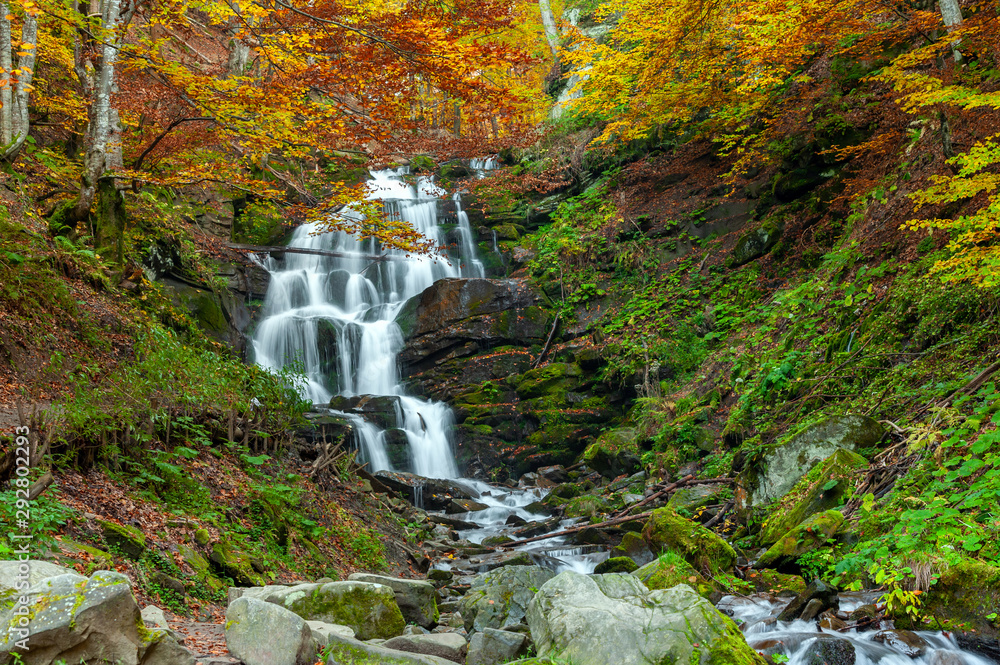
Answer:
xmin=252 ymin=167 xmax=483 ymax=479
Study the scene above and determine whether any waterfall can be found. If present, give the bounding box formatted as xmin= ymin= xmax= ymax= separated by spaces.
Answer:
xmin=252 ymin=167 xmax=480 ymax=479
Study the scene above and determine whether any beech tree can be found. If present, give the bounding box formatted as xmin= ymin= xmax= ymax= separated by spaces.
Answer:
xmin=0 ymin=0 xmax=37 ymax=160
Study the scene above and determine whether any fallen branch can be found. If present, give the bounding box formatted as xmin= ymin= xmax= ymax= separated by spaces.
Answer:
xmin=532 ymin=313 xmax=561 ymax=369
xmin=503 ymin=510 xmax=654 ymax=547
xmin=613 ymin=474 xmax=694 ymax=518
xmin=703 ymin=501 xmax=733 ymax=529
xmin=28 ymin=472 xmax=54 ymax=501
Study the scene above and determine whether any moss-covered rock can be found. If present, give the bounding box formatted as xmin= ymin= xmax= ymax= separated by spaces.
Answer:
xmin=743 ymin=569 xmax=807 ymax=595
xmin=729 ymin=220 xmax=782 ymax=267
xmin=177 ymin=543 xmax=226 ymax=596
xmin=563 ymin=495 xmax=612 ymax=518
xmin=631 ymin=554 xmax=713 ymax=597
xmin=265 ymin=581 xmax=406 ymax=640
xmin=582 ymin=428 xmax=641 ymax=479
xmin=759 ymin=447 xmax=867 ymax=544
xmin=514 ymin=363 xmax=584 ymax=399
xmin=210 ymin=538 xmax=265 ymax=586
xmin=409 ymin=155 xmax=437 ymax=172
xmin=754 ymin=509 xmax=845 ymax=571
xmin=594 ymin=557 xmax=639 ymax=574
xmin=642 ymin=507 xmax=737 ymax=574
xmin=891 ymin=559 xmax=1000 ymax=637
xmin=668 ymin=484 xmax=727 ymax=513
xmin=99 ymin=519 xmax=147 ymax=559
xmin=612 ymin=531 xmax=655 ymax=567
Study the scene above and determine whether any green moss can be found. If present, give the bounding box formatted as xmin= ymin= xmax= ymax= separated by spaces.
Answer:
xmin=514 ymin=363 xmax=584 ymax=399
xmin=281 ymin=583 xmax=405 ymax=640
xmin=891 ymin=559 xmax=1000 ymax=637
xmin=642 ymin=507 xmax=737 ymax=574
xmin=743 ymin=569 xmax=807 ymax=595
xmin=633 ymin=553 xmax=714 ymax=598
xmin=754 ymin=509 xmax=844 ymax=570
xmin=99 ymin=520 xmax=146 ymax=559
xmin=595 ymin=557 xmax=640 ymax=574
xmin=702 ymin=620 xmax=768 ymax=665
xmin=209 ymin=538 xmax=265 ymax=586
xmin=564 ymin=495 xmax=611 ymax=518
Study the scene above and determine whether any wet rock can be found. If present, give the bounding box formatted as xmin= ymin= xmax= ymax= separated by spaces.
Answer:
xmin=817 ymin=610 xmax=847 ymax=631
xmin=952 ymin=633 xmax=1000 ymax=662
xmin=800 ymin=598 xmax=826 ymax=621
xmin=929 ymin=652 xmax=967 ymax=665
xmin=847 ymin=604 xmax=878 ymax=622
xmin=641 ymin=507 xmax=736 ymax=574
xmin=224 ymin=597 xmax=317 ymax=665
xmin=801 ymin=636 xmax=855 ymax=665
xmin=374 ymin=471 xmax=479 ymax=510
xmin=466 ymin=627 xmax=528 ymax=665
xmin=872 ymin=629 xmax=927 ymax=657
xmin=505 ymin=514 xmax=528 ymax=527
xmin=754 ymin=510 xmax=845 ymax=571
xmin=612 ymin=532 xmax=656 ymax=567
xmin=446 ymin=499 xmax=489 ymax=513
xmin=582 ymin=428 xmax=641 ymax=478
xmin=458 ymin=565 xmax=556 ymax=633
xmin=778 ymin=579 xmax=839 ymax=621
xmin=348 ymin=574 xmax=440 ymax=629
xmin=526 ymin=572 xmax=764 ymax=665
xmin=428 ymin=514 xmax=479 ymax=530
xmin=382 ymin=633 xmax=467 ymax=663
xmin=631 ymin=556 xmax=712 ymax=597
xmin=594 ymin=557 xmax=639 ymax=574
xmin=750 ymin=416 xmax=884 ymax=506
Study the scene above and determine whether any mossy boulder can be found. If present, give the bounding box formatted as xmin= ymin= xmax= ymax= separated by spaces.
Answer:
xmin=729 ymin=220 xmax=782 ymax=267
xmin=754 ymin=509 xmax=845 ymax=571
xmin=210 ymin=538 xmax=265 ymax=586
xmin=631 ymin=555 xmax=713 ymax=598
xmin=493 ymin=223 xmax=521 ymax=240
xmin=582 ymin=428 xmax=641 ymax=479
xmin=348 ymin=573 xmax=439 ymax=628
xmin=612 ymin=531 xmax=656 ymax=567
xmin=759 ymin=448 xmax=867 ymax=544
xmin=178 ymin=543 xmax=226 ymax=595
xmin=264 ymin=581 xmax=406 ymax=640
xmin=409 ymin=155 xmax=437 ymax=172
xmin=594 ymin=557 xmax=639 ymax=574
xmin=99 ymin=519 xmax=146 ymax=559
xmin=891 ymin=559 xmax=1000 ymax=637
xmin=642 ymin=507 xmax=737 ymax=574
xmin=459 ymin=565 xmax=556 ymax=634
xmin=751 ymin=415 xmax=884 ymax=506
xmin=668 ymin=484 xmax=727 ymax=514
xmin=563 ymin=495 xmax=612 ymax=519
xmin=514 ymin=363 xmax=584 ymax=399
xmin=743 ymin=569 xmax=807 ymax=596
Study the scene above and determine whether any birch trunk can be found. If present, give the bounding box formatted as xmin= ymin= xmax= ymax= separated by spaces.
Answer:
xmin=1 ymin=4 xmax=38 ymax=160
xmin=539 ymin=0 xmax=560 ymax=58
xmin=938 ymin=0 xmax=964 ymax=63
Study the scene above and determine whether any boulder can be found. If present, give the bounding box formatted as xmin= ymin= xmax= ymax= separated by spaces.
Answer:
xmin=447 ymin=499 xmax=489 ymax=514
xmin=466 ymin=628 xmax=529 ymax=665
xmin=751 ymin=416 xmax=884 ymax=506
xmin=667 ymin=484 xmax=727 ymax=513
xmin=210 ymin=538 xmax=265 ymax=586
xmin=800 ymin=636 xmax=855 ymax=665
xmin=631 ymin=554 xmax=712 ymax=598
xmin=759 ymin=448 xmax=867 ymax=544
xmin=374 ymin=470 xmax=479 ymax=510
xmin=729 ymin=220 xmax=782 ymax=267
xmin=755 ymin=510 xmax=845 ymax=571
xmin=526 ymin=572 xmax=765 ymax=665
xmin=348 ymin=573 xmax=439 ymax=628
xmin=258 ymin=581 xmax=407 ymax=640
xmin=0 ymin=560 xmax=75 ymax=594
xmin=396 ymin=278 xmax=549 ymax=373
xmin=306 ymin=620 xmax=356 ymax=644
xmin=594 ymin=557 xmax=639 ymax=574
xmin=459 ymin=566 xmax=556 ymax=633
xmin=321 ymin=630 xmax=455 ymax=664
xmin=382 ymin=633 xmax=467 ymax=663
xmin=225 ymin=597 xmax=317 ymax=665
xmin=612 ymin=532 xmax=656 ymax=567
xmin=872 ymin=630 xmax=927 ymax=657
xmin=743 ymin=569 xmax=807 ymax=596
xmin=0 ymin=570 xmax=193 ymax=665
xmin=777 ymin=579 xmax=839 ymax=621
xmin=99 ymin=519 xmax=147 ymax=559
xmin=641 ymin=507 xmax=736 ymax=574
xmin=582 ymin=429 xmax=641 ymax=479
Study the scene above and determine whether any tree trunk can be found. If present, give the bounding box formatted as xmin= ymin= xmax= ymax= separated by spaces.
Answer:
xmin=938 ymin=0 xmax=964 ymax=62
xmin=539 ymin=0 xmax=560 ymax=59
xmin=1 ymin=3 xmax=38 ymax=160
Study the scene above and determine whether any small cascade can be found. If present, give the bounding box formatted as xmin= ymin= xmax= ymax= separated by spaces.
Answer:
xmin=252 ymin=167 xmax=475 ymax=478
xmin=471 ymin=155 xmax=500 ymax=177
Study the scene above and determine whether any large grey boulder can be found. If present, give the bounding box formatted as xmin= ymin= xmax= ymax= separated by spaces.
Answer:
xmin=322 ymin=630 xmax=456 ymax=664
xmin=751 ymin=415 xmax=884 ymax=505
xmin=0 ymin=560 xmax=76 ymax=595
xmin=466 ymin=628 xmax=528 ymax=665
xmin=349 ymin=573 xmax=439 ymax=628
xmin=256 ymin=581 xmax=406 ymax=640
xmin=459 ymin=566 xmax=556 ymax=634
xmin=526 ymin=572 xmax=764 ymax=665
xmin=306 ymin=620 xmax=356 ymax=644
xmin=382 ymin=633 xmax=468 ymax=663
xmin=224 ymin=596 xmax=317 ymax=665
xmin=0 ymin=570 xmax=194 ymax=665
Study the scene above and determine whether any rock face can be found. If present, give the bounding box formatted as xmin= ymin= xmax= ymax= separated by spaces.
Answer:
xmin=751 ymin=415 xmax=884 ymax=506
xmin=755 ymin=510 xmax=845 ymax=571
xmin=0 ymin=570 xmax=194 ymax=665
xmin=396 ymin=278 xmax=549 ymax=374
xmin=225 ymin=597 xmax=317 ymax=665
xmin=347 ymin=573 xmax=439 ymax=628
xmin=642 ymin=507 xmax=736 ymax=573
xmin=526 ymin=572 xmax=765 ymax=665
xmin=252 ymin=581 xmax=406 ymax=640
xmin=373 ymin=471 xmax=479 ymax=510
xmin=459 ymin=565 xmax=556 ymax=633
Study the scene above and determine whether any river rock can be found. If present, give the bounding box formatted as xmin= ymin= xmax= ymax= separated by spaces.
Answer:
xmin=257 ymin=581 xmax=406 ymax=639
xmin=447 ymin=499 xmax=489 ymax=513
xmin=225 ymin=597 xmax=317 ymax=665
xmin=306 ymin=620 xmax=356 ymax=644
xmin=641 ymin=507 xmax=736 ymax=573
xmin=751 ymin=415 xmax=884 ymax=506
xmin=348 ymin=573 xmax=440 ymax=628
xmin=872 ymin=629 xmax=927 ymax=657
xmin=321 ymin=630 xmax=455 ymax=664
xmin=374 ymin=470 xmax=480 ymax=510
xmin=0 ymin=571 xmax=194 ymax=665
xmin=382 ymin=633 xmax=467 ymax=663
xmin=801 ymin=636 xmax=856 ymax=665
xmin=526 ymin=572 xmax=764 ymax=665
xmin=612 ymin=531 xmax=656 ymax=567
xmin=777 ymin=579 xmax=839 ymax=621
xmin=631 ymin=555 xmax=712 ymax=597
xmin=755 ymin=510 xmax=845 ymax=571
xmin=459 ymin=565 xmax=556 ymax=633
xmin=396 ymin=278 xmax=548 ymax=373
xmin=466 ymin=628 xmax=528 ymax=665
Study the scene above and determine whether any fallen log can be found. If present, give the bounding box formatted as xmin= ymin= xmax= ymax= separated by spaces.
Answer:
xmin=613 ymin=474 xmax=694 ymax=518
